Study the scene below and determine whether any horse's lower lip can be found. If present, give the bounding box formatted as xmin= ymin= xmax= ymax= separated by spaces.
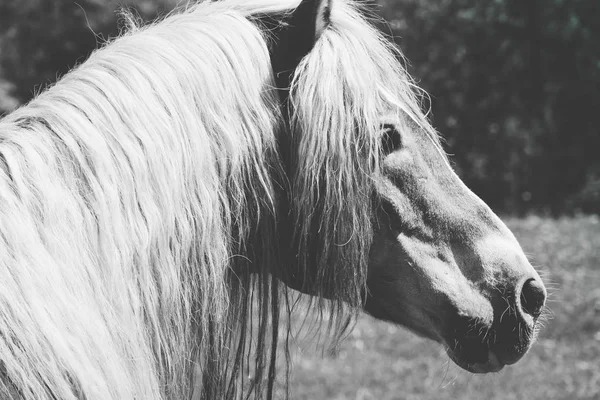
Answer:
xmin=447 ymin=348 xmax=505 ymax=373
xmin=469 ymin=351 xmax=504 ymax=373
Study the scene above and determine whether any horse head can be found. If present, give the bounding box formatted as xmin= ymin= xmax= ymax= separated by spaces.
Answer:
xmin=270 ymin=0 xmax=546 ymax=373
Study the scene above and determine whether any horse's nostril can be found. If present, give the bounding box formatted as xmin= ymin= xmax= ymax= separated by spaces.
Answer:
xmin=519 ymin=278 xmax=546 ymax=319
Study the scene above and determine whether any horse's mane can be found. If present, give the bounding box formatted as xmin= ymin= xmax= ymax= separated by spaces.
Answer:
xmin=288 ymin=0 xmax=439 ymax=321
xmin=0 ymin=0 xmax=437 ymax=398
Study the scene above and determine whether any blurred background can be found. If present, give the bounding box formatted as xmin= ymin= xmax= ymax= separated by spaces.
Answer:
xmin=0 ymin=1 xmax=599 ymax=399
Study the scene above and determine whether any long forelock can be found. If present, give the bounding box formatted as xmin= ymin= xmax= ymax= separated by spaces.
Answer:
xmin=288 ymin=0 xmax=438 ymax=331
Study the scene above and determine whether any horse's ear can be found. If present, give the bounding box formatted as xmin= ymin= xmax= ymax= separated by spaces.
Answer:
xmin=269 ymin=0 xmax=332 ymax=92
xmin=291 ymin=0 xmax=332 ymax=41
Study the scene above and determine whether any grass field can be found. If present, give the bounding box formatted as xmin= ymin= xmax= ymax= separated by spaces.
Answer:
xmin=285 ymin=216 xmax=600 ymax=400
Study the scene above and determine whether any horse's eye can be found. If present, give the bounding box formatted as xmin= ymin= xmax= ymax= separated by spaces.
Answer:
xmin=381 ymin=124 xmax=402 ymax=155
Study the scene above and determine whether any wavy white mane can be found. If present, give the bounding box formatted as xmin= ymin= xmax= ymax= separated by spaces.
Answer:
xmin=289 ymin=0 xmax=437 ymax=314
xmin=0 ymin=0 xmax=436 ymax=399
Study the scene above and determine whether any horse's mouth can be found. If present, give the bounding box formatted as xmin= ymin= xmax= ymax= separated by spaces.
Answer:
xmin=446 ymin=347 xmax=505 ymax=373
xmin=440 ymin=303 xmax=539 ymax=374
xmin=444 ymin=330 xmax=535 ymax=373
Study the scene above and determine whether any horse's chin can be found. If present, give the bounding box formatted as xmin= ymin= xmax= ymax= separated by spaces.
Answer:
xmin=446 ymin=347 xmax=505 ymax=374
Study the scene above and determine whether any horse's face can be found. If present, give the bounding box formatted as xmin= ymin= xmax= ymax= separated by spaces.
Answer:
xmin=365 ymin=119 xmax=546 ymax=373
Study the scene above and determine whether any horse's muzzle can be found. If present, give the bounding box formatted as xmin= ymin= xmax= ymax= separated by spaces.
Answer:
xmin=445 ymin=275 xmax=547 ymax=373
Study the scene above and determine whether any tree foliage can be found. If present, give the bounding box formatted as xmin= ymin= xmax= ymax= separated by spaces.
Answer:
xmin=377 ymin=0 xmax=600 ymax=214
xmin=0 ymin=0 xmax=598 ymax=214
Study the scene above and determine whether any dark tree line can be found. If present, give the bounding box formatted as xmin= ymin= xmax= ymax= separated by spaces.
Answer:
xmin=376 ymin=0 xmax=600 ymax=214
xmin=0 ymin=0 xmax=598 ymax=214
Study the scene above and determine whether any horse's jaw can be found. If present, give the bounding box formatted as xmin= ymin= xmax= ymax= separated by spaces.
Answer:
xmin=365 ymin=222 xmax=546 ymax=374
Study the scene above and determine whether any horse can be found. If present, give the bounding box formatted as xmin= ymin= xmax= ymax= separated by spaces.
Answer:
xmin=0 ymin=0 xmax=547 ymax=398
